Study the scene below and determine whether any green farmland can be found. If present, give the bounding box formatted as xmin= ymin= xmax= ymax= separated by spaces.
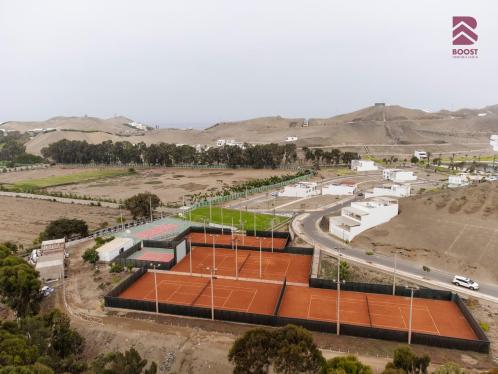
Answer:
xmin=12 ymin=168 xmax=133 ymax=190
xmin=186 ymin=206 xmax=289 ymax=231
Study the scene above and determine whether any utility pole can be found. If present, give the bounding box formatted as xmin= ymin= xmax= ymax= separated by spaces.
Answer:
xmin=393 ymin=252 xmax=397 ymax=296
xmin=151 ymin=264 xmax=159 ymax=314
xmin=149 ymin=196 xmax=153 ymax=222
xmin=408 ymin=287 xmax=418 ymax=344
xmin=336 ymin=247 xmax=341 ymax=335
xmin=207 ymin=267 xmax=217 ymax=320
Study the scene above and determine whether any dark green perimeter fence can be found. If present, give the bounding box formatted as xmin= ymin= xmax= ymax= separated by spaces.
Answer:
xmin=105 ymin=268 xmax=490 ymax=353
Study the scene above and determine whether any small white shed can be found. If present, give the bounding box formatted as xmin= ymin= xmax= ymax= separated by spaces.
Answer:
xmin=97 ymin=237 xmax=134 ymax=262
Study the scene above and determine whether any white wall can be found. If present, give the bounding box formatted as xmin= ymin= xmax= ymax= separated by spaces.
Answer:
xmin=365 ymin=184 xmax=410 ymax=198
xmin=329 ymin=200 xmax=398 ymax=241
xmin=98 ymin=238 xmax=134 ymax=262
xmin=351 ymin=160 xmax=378 ymax=172
xmin=322 ymin=184 xmax=356 ymax=196
xmin=279 ymin=183 xmax=318 ymax=198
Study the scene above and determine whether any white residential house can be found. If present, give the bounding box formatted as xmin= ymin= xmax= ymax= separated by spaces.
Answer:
xmin=329 ymin=198 xmax=399 ymax=241
xmin=383 ymin=169 xmax=417 ymax=182
xmin=322 ymin=183 xmax=356 ymax=196
xmin=490 ymin=135 xmax=498 ymax=151
xmin=97 ymin=237 xmax=134 ymax=262
xmin=413 ymin=150 xmax=428 ymax=160
xmin=279 ymin=182 xmax=319 ymax=198
xmin=448 ymin=174 xmax=470 ymax=188
xmin=350 ymin=160 xmax=378 ymax=172
xmin=365 ymin=184 xmax=411 ymax=198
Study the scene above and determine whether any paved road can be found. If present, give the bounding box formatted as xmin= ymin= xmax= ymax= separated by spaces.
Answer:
xmin=294 ymin=200 xmax=498 ymax=303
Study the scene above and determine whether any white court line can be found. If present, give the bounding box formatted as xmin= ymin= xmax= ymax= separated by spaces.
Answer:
xmin=426 ymin=306 xmax=441 ymax=335
xmin=398 ymin=306 xmax=407 ymax=329
xmin=245 ymin=288 xmax=259 ymax=312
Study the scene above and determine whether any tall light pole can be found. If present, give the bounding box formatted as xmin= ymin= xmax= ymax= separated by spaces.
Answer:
xmin=149 ymin=196 xmax=153 ymax=222
xmin=392 ymin=252 xmax=397 ymax=296
xmin=151 ymin=264 xmax=159 ymax=314
xmin=209 ymin=200 xmax=212 ymax=221
xmin=212 ymin=235 xmax=216 ymax=269
xmin=271 ymin=219 xmax=274 ymax=253
xmin=336 ymin=247 xmax=341 ymax=335
xmin=407 ymin=286 xmax=418 ymax=344
xmin=253 ymin=211 xmax=256 ymax=236
xmin=231 ymin=217 xmax=234 ymax=239
xmin=259 ymin=238 xmax=263 ymax=279
xmin=206 ymin=266 xmax=217 ymax=320
xmin=203 ymin=218 xmax=207 ymax=243
xmin=235 ymin=238 xmax=239 ymax=279
xmin=188 ymin=239 xmax=192 ymax=275
xmin=221 ymin=204 xmax=224 ymax=235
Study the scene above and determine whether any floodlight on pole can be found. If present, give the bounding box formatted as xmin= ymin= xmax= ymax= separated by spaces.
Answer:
xmin=189 ymin=239 xmax=192 ymax=275
xmin=259 ymin=238 xmax=262 ymax=279
xmin=336 ymin=247 xmax=341 ymax=335
xmin=235 ymin=238 xmax=239 ymax=279
xmin=206 ymin=266 xmax=217 ymax=320
xmin=151 ymin=264 xmax=159 ymax=314
xmin=393 ymin=252 xmax=398 ymax=296
xmin=407 ymin=286 xmax=419 ymax=344
xmin=221 ymin=204 xmax=224 ymax=235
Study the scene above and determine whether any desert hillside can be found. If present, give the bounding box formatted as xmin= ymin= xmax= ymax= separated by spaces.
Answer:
xmin=353 ymin=182 xmax=498 ymax=283
xmin=3 ymin=104 xmax=498 ymax=155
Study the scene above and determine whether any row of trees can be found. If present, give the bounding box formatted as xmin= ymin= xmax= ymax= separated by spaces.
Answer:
xmin=302 ymin=147 xmax=360 ymax=166
xmin=0 ymin=242 xmax=158 ymax=373
xmin=41 ymin=140 xmax=298 ymax=168
xmin=0 ymin=133 xmax=44 ymax=165
xmin=229 ymin=324 xmax=496 ymax=374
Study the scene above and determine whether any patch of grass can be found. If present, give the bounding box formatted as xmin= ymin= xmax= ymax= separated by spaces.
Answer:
xmin=13 ymin=168 xmax=132 ymax=189
xmin=479 ymin=321 xmax=489 ymax=332
xmin=186 ymin=206 xmax=288 ymax=231
xmin=366 ymin=251 xmax=374 ymax=256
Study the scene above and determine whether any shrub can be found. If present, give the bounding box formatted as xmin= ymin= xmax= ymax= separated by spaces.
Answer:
xmin=109 ymin=262 xmax=124 ymax=273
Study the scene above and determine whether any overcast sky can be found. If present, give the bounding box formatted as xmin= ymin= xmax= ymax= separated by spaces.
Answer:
xmin=1 ymin=0 xmax=497 ymax=127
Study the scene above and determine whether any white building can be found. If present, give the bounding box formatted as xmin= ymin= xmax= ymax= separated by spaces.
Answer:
xmin=413 ymin=150 xmax=428 ymax=160
xmin=448 ymin=174 xmax=470 ymax=188
xmin=216 ymin=139 xmax=244 ymax=148
xmin=285 ymin=136 xmax=298 ymax=142
xmin=279 ymin=182 xmax=319 ymax=198
xmin=329 ymin=198 xmax=399 ymax=241
xmin=365 ymin=184 xmax=411 ymax=198
xmin=322 ymin=183 xmax=356 ymax=196
xmin=127 ymin=121 xmax=148 ymax=131
xmin=41 ymin=238 xmax=65 ymax=252
xmin=383 ymin=169 xmax=417 ymax=182
xmin=36 ymin=254 xmax=64 ymax=281
xmin=97 ymin=237 xmax=134 ymax=262
xmin=351 ymin=160 xmax=378 ymax=172
xmin=490 ymin=135 xmax=498 ymax=151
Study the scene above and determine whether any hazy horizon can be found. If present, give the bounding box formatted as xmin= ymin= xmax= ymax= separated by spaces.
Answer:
xmin=1 ymin=0 xmax=497 ymax=128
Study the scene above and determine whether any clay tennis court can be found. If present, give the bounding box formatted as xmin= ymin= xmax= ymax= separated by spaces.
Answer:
xmin=187 ymin=232 xmax=288 ymax=250
xmin=118 ymin=272 xmax=282 ymax=315
xmin=136 ymin=223 xmax=179 ymax=239
xmin=172 ymin=246 xmax=311 ymax=283
xmin=278 ymin=286 xmax=478 ymax=340
xmin=127 ymin=246 xmax=175 ymax=262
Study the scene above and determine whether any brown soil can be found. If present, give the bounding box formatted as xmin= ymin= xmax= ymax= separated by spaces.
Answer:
xmin=45 ymin=167 xmax=289 ymax=206
xmin=353 ymin=182 xmax=498 ymax=284
xmin=0 ymin=196 xmax=128 ymax=246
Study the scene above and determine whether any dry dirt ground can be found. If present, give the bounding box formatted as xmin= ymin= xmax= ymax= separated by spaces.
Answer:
xmin=0 ymin=196 xmax=128 ymax=246
xmin=44 ymin=167 xmax=290 ymax=206
xmin=41 ymin=240 xmax=497 ymax=373
xmin=353 ymin=182 xmax=498 ymax=284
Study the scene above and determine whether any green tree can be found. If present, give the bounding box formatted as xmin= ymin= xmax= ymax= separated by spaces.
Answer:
xmin=386 ymin=346 xmax=430 ymax=374
xmin=324 ymin=355 xmax=372 ymax=374
xmin=272 ymin=325 xmax=325 ymax=374
xmin=228 ymin=328 xmax=275 ymax=374
xmin=0 ymin=255 xmax=41 ymax=317
xmin=433 ymin=362 xmax=468 ymax=374
xmin=91 ymin=347 xmax=157 ymax=374
xmin=339 ymin=261 xmax=350 ymax=281
xmin=40 ymin=218 xmax=88 ymax=241
xmin=228 ymin=325 xmax=325 ymax=374
xmin=82 ymin=248 xmax=99 ymax=265
xmin=124 ymin=193 xmax=161 ymax=219
xmin=410 ymin=156 xmax=419 ymax=164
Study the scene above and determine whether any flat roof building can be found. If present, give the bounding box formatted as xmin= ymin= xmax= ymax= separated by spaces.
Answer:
xmin=329 ymin=197 xmax=398 ymax=241
xmin=351 ymin=160 xmax=378 ymax=172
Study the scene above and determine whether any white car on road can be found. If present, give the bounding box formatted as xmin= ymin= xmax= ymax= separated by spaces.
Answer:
xmin=453 ymin=275 xmax=479 ymax=290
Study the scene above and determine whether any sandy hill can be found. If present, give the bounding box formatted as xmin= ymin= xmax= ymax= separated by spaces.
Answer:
xmin=1 ymin=116 xmax=137 ymax=135
xmin=4 ymin=103 xmax=498 ymax=155
xmin=353 ymin=182 xmax=498 ymax=283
